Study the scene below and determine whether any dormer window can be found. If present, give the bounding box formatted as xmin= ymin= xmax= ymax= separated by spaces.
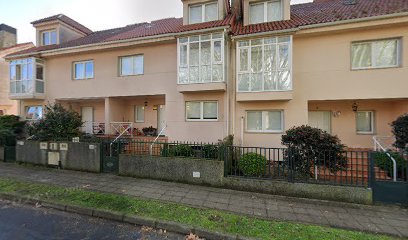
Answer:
xmin=249 ymin=0 xmax=282 ymax=24
xmin=42 ymin=30 xmax=57 ymax=46
xmin=189 ymin=2 xmax=218 ymax=24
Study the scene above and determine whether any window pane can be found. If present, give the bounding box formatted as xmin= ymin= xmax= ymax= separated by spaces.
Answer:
xmin=264 ymin=45 xmax=276 ymax=72
xmin=247 ymin=112 xmax=262 ymax=131
xmin=180 ymin=44 xmax=188 ymax=66
xmin=75 ymin=63 xmax=85 ymax=79
xmin=190 ymin=5 xmax=202 ymax=24
xmin=189 ymin=43 xmax=199 ymax=66
xmin=36 ymin=65 xmax=43 ymax=80
xmin=85 ymin=62 xmax=94 ymax=78
xmin=134 ymin=56 xmax=144 ymax=75
xmin=121 ymin=57 xmax=133 ymax=76
xmin=135 ymin=106 xmax=145 ymax=122
xmin=179 ymin=67 xmax=188 ymax=83
xmin=15 ymin=65 xmax=21 ymax=80
xmin=373 ymin=40 xmax=397 ymax=67
xmin=251 ymin=73 xmax=263 ymax=91
xmin=265 ymin=111 xmax=282 ymax=131
xmin=279 ymin=44 xmax=289 ymax=69
xmin=189 ymin=66 xmax=199 ymax=83
xmin=10 ymin=65 xmax=16 ymax=80
xmin=186 ymin=102 xmax=201 ymax=119
xmin=203 ymin=102 xmax=217 ymax=119
xmin=238 ymin=41 xmax=249 ymax=47
xmin=43 ymin=32 xmax=49 ymax=45
xmin=50 ymin=31 xmax=57 ymax=44
xmin=251 ymin=46 xmax=263 ymax=72
xmin=352 ymin=43 xmax=371 ymax=69
xmin=10 ymin=82 xmax=16 ymax=94
xmin=238 ymin=74 xmax=250 ymax=91
xmin=264 ymin=72 xmax=276 ymax=91
xmin=26 ymin=106 xmax=43 ymax=120
xmin=239 ymin=48 xmax=248 ymax=72
xmin=357 ymin=112 xmax=373 ymax=132
xmin=201 ymin=41 xmax=211 ymax=65
xmin=22 ymin=64 xmax=28 ymax=80
xmin=277 ymin=71 xmax=291 ymax=90
xmin=212 ymin=64 xmax=223 ymax=82
xmin=213 ymin=41 xmax=222 ymax=63
xmin=249 ymin=3 xmax=264 ymax=24
xmin=201 ymin=65 xmax=211 ymax=83
xmin=205 ymin=3 xmax=218 ymax=22
xmin=267 ymin=1 xmax=282 ymax=21
xmin=36 ymin=81 xmax=44 ymax=93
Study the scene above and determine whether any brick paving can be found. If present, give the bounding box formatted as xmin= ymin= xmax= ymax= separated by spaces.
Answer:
xmin=0 ymin=162 xmax=407 ymax=237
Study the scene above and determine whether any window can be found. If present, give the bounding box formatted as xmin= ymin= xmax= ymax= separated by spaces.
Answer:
xmin=10 ymin=58 xmax=45 ymax=95
xmin=189 ymin=2 xmax=218 ymax=24
xmin=135 ymin=106 xmax=145 ymax=123
xmin=356 ymin=111 xmax=374 ymax=134
xmin=120 ymin=55 xmax=144 ymax=76
xmin=178 ymin=33 xmax=224 ymax=84
xmin=246 ymin=110 xmax=283 ymax=133
xmin=73 ymin=61 xmax=94 ymax=80
xmin=25 ymin=106 xmax=43 ymax=120
xmin=237 ymin=36 xmax=291 ymax=92
xmin=351 ymin=39 xmax=400 ymax=69
xmin=249 ymin=1 xmax=282 ymax=24
xmin=42 ymin=30 xmax=57 ymax=45
xmin=186 ymin=101 xmax=218 ymax=121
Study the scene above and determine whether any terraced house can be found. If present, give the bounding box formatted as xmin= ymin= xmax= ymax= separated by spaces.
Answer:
xmin=6 ymin=0 xmax=408 ymax=149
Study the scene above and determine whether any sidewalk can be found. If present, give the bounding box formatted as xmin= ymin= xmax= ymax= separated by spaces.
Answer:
xmin=0 ymin=162 xmax=407 ymax=237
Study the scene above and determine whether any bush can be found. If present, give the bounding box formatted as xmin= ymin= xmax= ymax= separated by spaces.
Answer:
xmin=391 ymin=114 xmax=408 ymax=152
xmin=238 ymin=152 xmax=267 ymax=177
xmin=373 ymin=152 xmax=407 ymax=178
xmin=0 ymin=115 xmax=26 ymax=146
xmin=27 ymin=104 xmax=83 ymax=141
xmin=281 ymin=125 xmax=347 ymax=176
xmin=202 ymin=144 xmax=219 ymax=159
xmin=168 ymin=144 xmax=193 ymax=158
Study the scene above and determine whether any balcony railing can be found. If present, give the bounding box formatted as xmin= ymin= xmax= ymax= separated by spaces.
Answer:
xmin=110 ymin=122 xmax=133 ymax=137
xmin=92 ymin=122 xmax=105 ymax=135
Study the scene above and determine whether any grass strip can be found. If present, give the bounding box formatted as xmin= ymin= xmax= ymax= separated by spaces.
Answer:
xmin=0 ymin=177 xmax=398 ymax=240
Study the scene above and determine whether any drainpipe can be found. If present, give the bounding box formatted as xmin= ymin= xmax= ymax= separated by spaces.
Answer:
xmin=240 ymin=116 xmax=244 ymax=146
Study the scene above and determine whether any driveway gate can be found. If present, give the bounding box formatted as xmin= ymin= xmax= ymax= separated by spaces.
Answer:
xmin=370 ymin=153 xmax=408 ymax=205
xmin=4 ymin=146 xmax=16 ymax=162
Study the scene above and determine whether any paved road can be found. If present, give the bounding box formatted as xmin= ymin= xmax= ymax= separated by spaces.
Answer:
xmin=0 ymin=162 xmax=407 ymax=237
xmin=0 ymin=199 xmax=184 ymax=240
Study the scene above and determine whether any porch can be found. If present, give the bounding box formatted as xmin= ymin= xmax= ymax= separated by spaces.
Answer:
xmin=57 ymin=95 xmax=167 ymax=139
xmin=308 ymin=99 xmax=408 ymax=149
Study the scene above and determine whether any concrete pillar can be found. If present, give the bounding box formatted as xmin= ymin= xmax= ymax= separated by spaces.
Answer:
xmin=104 ymin=97 xmax=110 ymax=135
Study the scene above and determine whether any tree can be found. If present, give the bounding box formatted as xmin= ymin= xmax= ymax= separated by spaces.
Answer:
xmin=27 ymin=104 xmax=83 ymax=141
xmin=281 ymin=125 xmax=347 ymax=176
xmin=391 ymin=114 xmax=408 ymax=153
xmin=0 ymin=115 xmax=26 ymax=146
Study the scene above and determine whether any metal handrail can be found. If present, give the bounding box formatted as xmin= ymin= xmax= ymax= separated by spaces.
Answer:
xmin=149 ymin=125 xmax=167 ymax=156
xmin=109 ymin=124 xmax=132 ymax=157
xmin=373 ymin=136 xmax=397 ymax=182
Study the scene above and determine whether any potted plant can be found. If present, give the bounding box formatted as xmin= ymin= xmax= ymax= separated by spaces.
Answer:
xmin=142 ymin=126 xmax=157 ymax=136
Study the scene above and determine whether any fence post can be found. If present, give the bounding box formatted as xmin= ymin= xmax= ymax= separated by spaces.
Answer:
xmin=288 ymin=149 xmax=295 ymax=183
xmin=368 ymin=151 xmax=375 ymax=188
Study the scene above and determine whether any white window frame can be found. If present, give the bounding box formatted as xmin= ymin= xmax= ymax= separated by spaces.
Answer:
xmin=246 ymin=110 xmax=284 ymax=133
xmin=249 ymin=0 xmax=282 ymax=24
xmin=237 ymin=36 xmax=292 ymax=92
xmin=185 ymin=101 xmax=218 ymax=122
xmin=189 ymin=2 xmax=219 ymax=24
xmin=73 ymin=60 xmax=94 ymax=80
xmin=119 ymin=55 xmax=144 ymax=76
xmin=25 ymin=106 xmax=43 ymax=121
xmin=135 ymin=105 xmax=145 ymax=123
xmin=177 ymin=33 xmax=225 ymax=84
xmin=351 ymin=38 xmax=401 ymax=70
xmin=9 ymin=58 xmax=45 ymax=96
xmin=41 ymin=30 xmax=57 ymax=46
xmin=356 ymin=111 xmax=375 ymax=134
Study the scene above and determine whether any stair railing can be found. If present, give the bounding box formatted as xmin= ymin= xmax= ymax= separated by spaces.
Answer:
xmin=373 ymin=136 xmax=397 ymax=182
xmin=149 ymin=124 xmax=167 ymax=156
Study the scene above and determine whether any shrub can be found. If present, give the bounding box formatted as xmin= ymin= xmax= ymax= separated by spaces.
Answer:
xmin=391 ymin=114 xmax=408 ymax=152
xmin=373 ymin=152 xmax=407 ymax=178
xmin=238 ymin=152 xmax=267 ymax=177
xmin=202 ymin=144 xmax=219 ymax=159
xmin=168 ymin=144 xmax=193 ymax=158
xmin=281 ymin=125 xmax=347 ymax=176
xmin=27 ymin=104 xmax=83 ymax=141
xmin=0 ymin=115 xmax=26 ymax=146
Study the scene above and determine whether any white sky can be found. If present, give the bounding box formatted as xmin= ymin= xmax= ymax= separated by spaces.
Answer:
xmin=0 ymin=0 xmax=312 ymax=44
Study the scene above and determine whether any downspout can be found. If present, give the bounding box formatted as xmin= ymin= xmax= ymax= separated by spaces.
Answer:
xmin=231 ymin=38 xmax=237 ymax=145
xmin=225 ymin=28 xmax=230 ymax=138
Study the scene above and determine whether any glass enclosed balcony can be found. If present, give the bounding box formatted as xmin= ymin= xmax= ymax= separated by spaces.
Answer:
xmin=9 ymin=58 xmax=45 ymax=99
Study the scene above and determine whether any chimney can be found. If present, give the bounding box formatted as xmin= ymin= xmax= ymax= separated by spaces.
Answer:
xmin=0 ymin=24 xmax=17 ymax=48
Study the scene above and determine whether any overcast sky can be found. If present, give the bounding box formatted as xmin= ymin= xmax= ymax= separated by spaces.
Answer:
xmin=0 ymin=0 xmax=312 ymax=44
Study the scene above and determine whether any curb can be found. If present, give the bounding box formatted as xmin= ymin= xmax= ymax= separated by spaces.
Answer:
xmin=0 ymin=192 xmax=254 ymax=240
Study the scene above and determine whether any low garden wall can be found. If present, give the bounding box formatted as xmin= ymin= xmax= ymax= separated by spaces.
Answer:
xmin=16 ymin=141 xmax=101 ymax=173
xmin=119 ymin=154 xmax=372 ymax=205
xmin=119 ymin=155 xmax=224 ymax=186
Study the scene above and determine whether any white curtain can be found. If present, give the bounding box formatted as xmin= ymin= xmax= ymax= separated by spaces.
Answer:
xmin=205 ymin=3 xmax=218 ymax=22
xmin=373 ymin=40 xmax=397 ymax=67
xmin=356 ymin=112 xmax=373 ymax=132
xmin=267 ymin=1 xmax=282 ymax=21
xmin=203 ymin=102 xmax=217 ymax=119
xmin=352 ymin=43 xmax=371 ymax=68
xmin=189 ymin=5 xmax=202 ymax=24
xmin=265 ymin=111 xmax=282 ymax=131
xmin=249 ymin=4 xmax=264 ymax=24
xmin=186 ymin=102 xmax=201 ymax=119
xmin=247 ymin=112 xmax=262 ymax=131
xmin=238 ymin=74 xmax=250 ymax=91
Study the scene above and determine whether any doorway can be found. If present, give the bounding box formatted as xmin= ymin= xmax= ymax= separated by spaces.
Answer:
xmin=81 ymin=107 xmax=94 ymax=134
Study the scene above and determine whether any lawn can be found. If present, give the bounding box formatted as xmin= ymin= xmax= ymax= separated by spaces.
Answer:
xmin=0 ymin=177 xmax=398 ymax=240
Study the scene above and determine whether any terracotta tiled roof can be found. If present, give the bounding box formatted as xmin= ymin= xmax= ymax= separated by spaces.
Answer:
xmin=232 ymin=0 xmax=408 ymax=36
xmin=31 ymin=14 xmax=93 ymax=35
xmin=0 ymin=42 xmax=33 ymax=52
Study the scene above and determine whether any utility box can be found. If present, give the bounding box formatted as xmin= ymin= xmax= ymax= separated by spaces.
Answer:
xmin=48 ymin=152 xmax=60 ymax=166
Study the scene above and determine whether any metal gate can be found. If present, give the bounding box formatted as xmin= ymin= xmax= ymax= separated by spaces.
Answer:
xmin=370 ymin=152 xmax=408 ymax=205
xmin=4 ymin=146 xmax=16 ymax=162
xmin=101 ymin=141 xmax=122 ymax=173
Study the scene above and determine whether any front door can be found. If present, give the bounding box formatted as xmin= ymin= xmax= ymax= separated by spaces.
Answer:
xmin=81 ymin=107 xmax=94 ymax=134
xmin=157 ymin=105 xmax=166 ymax=136
xmin=308 ymin=111 xmax=331 ymax=133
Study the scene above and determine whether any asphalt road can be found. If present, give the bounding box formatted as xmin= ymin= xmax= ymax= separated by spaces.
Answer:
xmin=0 ymin=199 xmax=185 ymax=240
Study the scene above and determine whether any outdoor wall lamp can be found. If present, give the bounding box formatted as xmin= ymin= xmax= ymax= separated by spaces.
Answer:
xmin=144 ymin=100 xmax=148 ymax=107
xmin=352 ymin=102 xmax=358 ymax=112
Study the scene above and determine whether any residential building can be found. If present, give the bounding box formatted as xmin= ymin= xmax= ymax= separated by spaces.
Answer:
xmin=6 ymin=0 xmax=408 ymax=149
xmin=0 ymin=24 xmax=34 ymax=116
